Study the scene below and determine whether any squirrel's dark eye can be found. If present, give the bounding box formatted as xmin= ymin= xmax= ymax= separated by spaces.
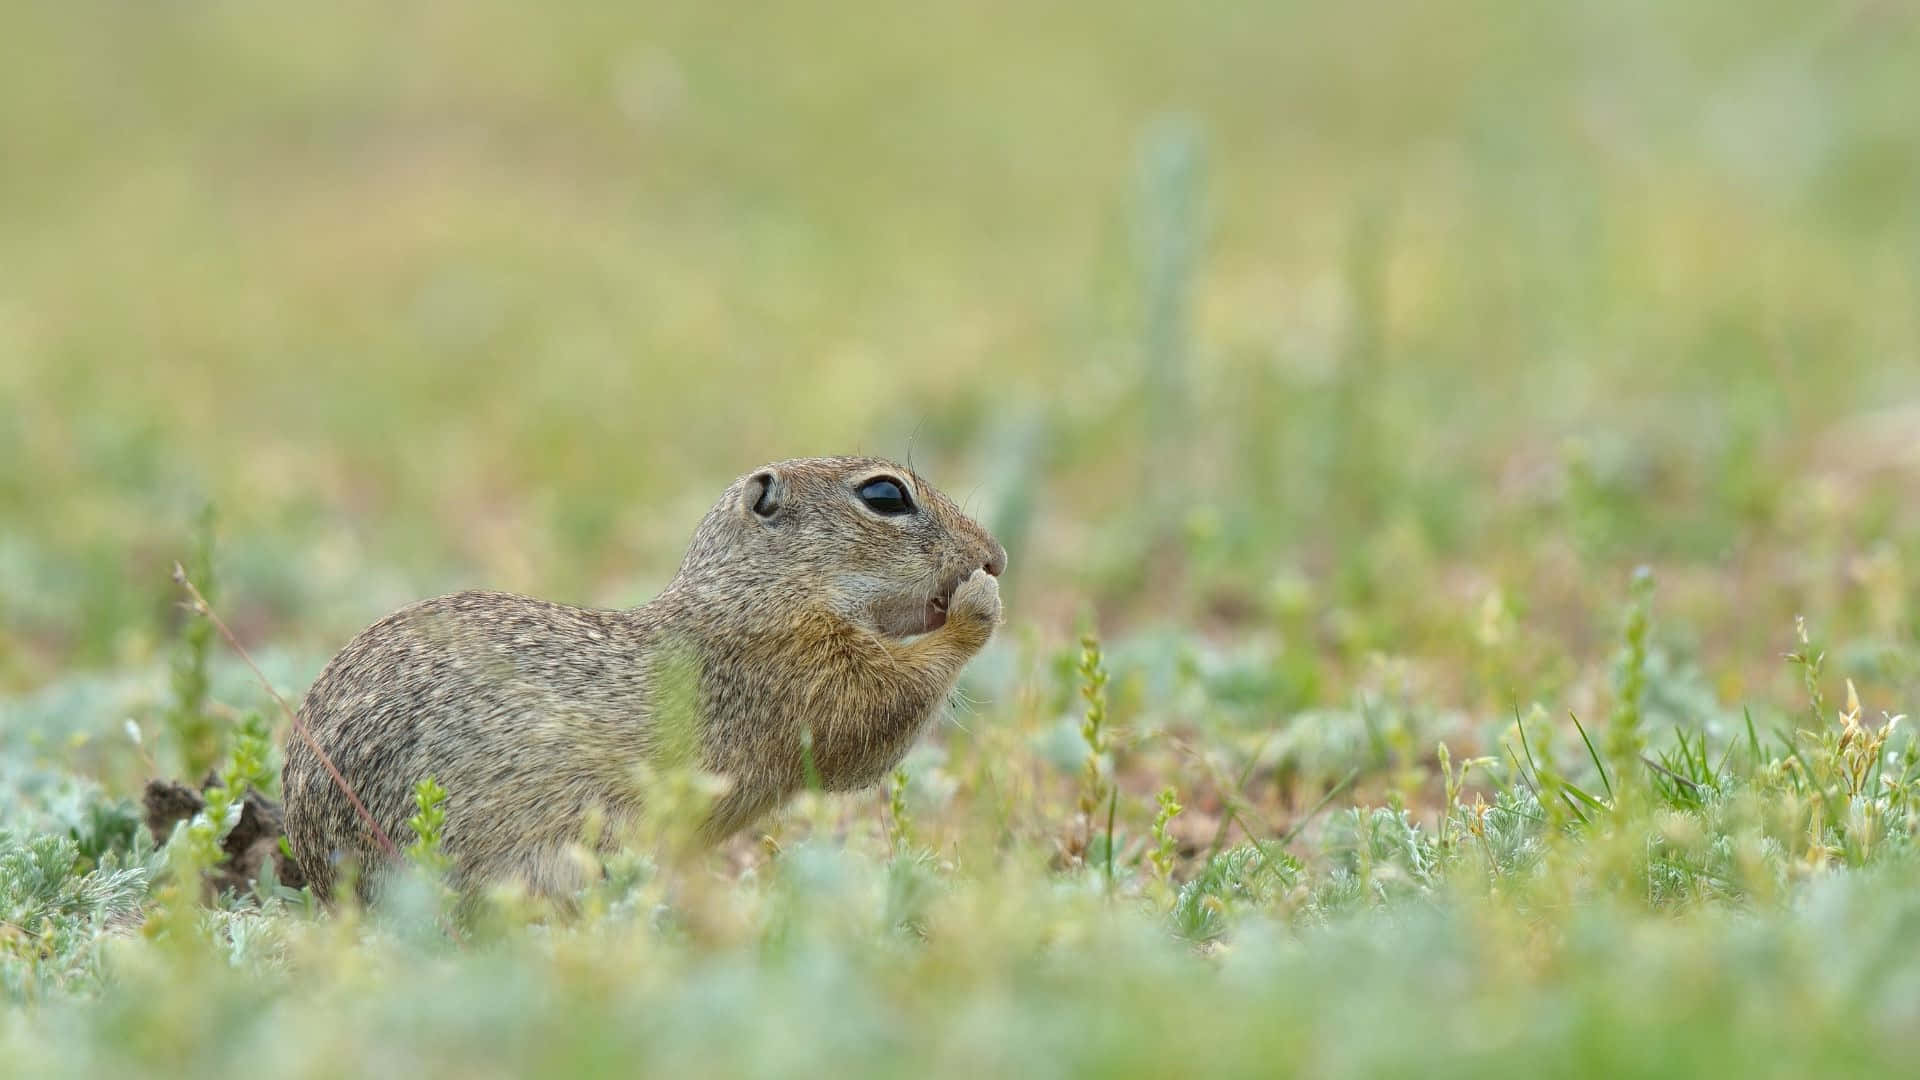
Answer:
xmin=856 ymin=477 xmax=915 ymax=516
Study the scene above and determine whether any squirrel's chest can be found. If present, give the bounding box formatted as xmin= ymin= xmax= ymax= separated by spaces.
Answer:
xmin=697 ymin=651 xmax=946 ymax=794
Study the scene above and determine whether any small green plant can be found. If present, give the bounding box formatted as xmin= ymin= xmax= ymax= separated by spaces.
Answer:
xmin=1076 ymin=633 xmax=1111 ymax=857
xmin=0 ymin=831 xmax=151 ymax=1002
xmin=885 ymin=767 xmax=916 ymax=855
xmin=146 ymin=782 xmax=238 ymax=939
xmin=406 ymin=776 xmax=451 ymax=876
xmin=65 ymin=800 xmax=141 ymax=871
xmin=166 ymin=503 xmax=220 ymax=778
xmin=1320 ymin=803 xmax=1440 ymax=910
xmin=1148 ymin=786 xmax=1182 ymax=883
xmin=220 ymin=712 xmax=275 ymax=797
xmin=189 ymin=789 xmax=238 ymax=868
xmin=1171 ymin=841 xmax=1300 ymax=945
xmin=1605 ymin=566 xmax=1654 ymax=791
xmin=1787 ymin=615 xmax=1829 ymax=727
xmin=1434 ymin=743 xmax=1498 ymax=854
xmin=1506 ymin=704 xmax=1609 ymax=829
xmin=391 ymin=776 xmax=460 ymax=931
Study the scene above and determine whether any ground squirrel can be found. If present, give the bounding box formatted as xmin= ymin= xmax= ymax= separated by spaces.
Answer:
xmin=283 ymin=456 xmax=1006 ymax=899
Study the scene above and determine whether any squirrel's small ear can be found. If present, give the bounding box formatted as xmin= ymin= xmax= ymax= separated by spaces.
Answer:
xmin=744 ymin=469 xmax=784 ymax=519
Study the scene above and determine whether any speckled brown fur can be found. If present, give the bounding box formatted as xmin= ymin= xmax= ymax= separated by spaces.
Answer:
xmin=282 ymin=457 xmax=1005 ymax=900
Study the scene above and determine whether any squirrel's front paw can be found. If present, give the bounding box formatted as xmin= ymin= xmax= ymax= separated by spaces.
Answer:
xmin=949 ymin=568 xmax=1003 ymax=630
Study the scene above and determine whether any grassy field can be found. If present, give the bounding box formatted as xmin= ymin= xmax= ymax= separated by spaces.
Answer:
xmin=5 ymin=1 xmax=1920 ymax=1075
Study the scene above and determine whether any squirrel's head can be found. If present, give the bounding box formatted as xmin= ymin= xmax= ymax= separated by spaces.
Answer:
xmin=673 ymin=456 xmax=1007 ymax=638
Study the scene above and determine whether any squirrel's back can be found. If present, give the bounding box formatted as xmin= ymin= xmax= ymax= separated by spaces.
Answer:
xmin=285 ymin=591 xmax=659 ymax=898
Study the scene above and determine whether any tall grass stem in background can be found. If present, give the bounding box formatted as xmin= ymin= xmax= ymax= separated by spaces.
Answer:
xmin=166 ymin=504 xmax=219 ymax=779
xmin=1076 ymin=633 xmax=1112 ymax=862
xmin=1331 ymin=206 xmax=1390 ymax=542
xmin=1607 ymin=567 xmax=1655 ymax=792
xmin=1135 ymin=115 xmax=1204 ymax=523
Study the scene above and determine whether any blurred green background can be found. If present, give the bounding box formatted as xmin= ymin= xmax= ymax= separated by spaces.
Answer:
xmin=4 ymin=0 xmax=1917 ymax=706
xmin=8 ymin=6 xmax=1920 ymax=1075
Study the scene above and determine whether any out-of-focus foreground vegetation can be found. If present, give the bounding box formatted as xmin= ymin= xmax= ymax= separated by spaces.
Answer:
xmin=5 ymin=2 xmax=1920 ymax=1075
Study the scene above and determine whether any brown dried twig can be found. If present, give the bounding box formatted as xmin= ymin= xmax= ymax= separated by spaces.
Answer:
xmin=171 ymin=562 xmax=399 ymax=859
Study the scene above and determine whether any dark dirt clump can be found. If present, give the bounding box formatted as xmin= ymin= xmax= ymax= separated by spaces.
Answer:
xmin=142 ymin=775 xmax=308 ymax=897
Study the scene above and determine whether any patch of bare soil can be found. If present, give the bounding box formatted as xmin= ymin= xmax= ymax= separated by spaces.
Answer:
xmin=142 ymin=776 xmax=308 ymax=896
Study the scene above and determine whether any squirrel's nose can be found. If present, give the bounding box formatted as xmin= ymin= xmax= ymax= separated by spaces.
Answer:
xmin=983 ymin=542 xmax=1007 ymax=578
